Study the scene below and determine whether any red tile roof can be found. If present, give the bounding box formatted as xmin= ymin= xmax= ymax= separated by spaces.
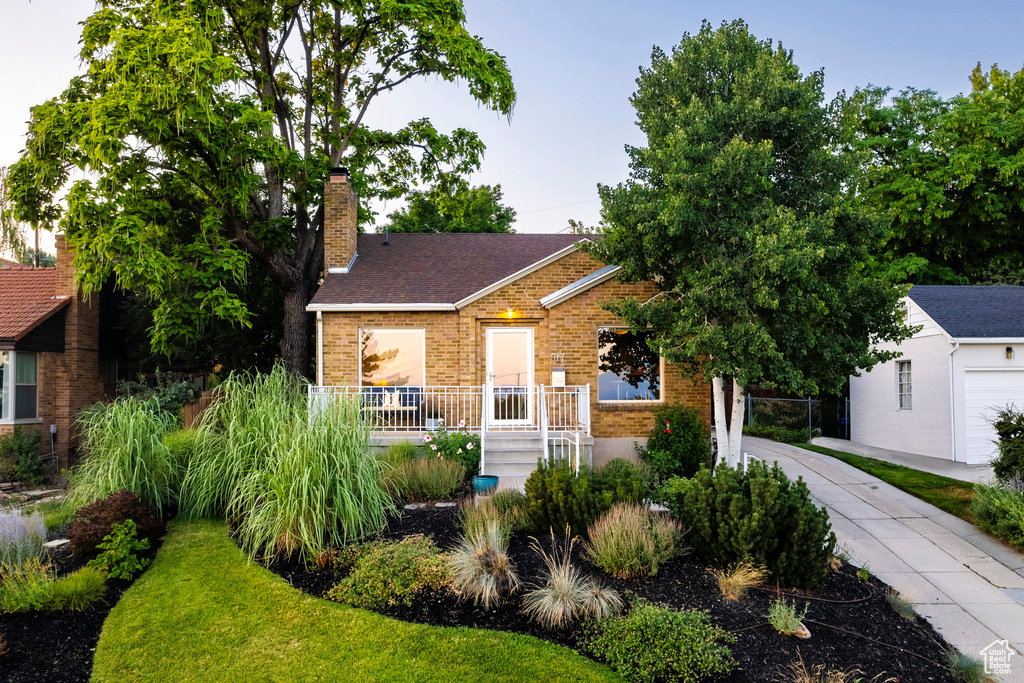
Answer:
xmin=0 ymin=268 xmax=69 ymax=344
xmin=309 ymin=233 xmax=585 ymax=306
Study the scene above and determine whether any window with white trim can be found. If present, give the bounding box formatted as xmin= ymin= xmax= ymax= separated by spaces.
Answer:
xmin=597 ymin=328 xmax=662 ymax=401
xmin=897 ymin=360 xmax=912 ymax=410
xmin=359 ymin=329 xmax=425 ymax=387
xmin=0 ymin=351 xmax=39 ymax=422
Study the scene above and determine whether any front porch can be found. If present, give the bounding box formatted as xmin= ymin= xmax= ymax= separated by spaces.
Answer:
xmin=307 ymin=384 xmax=593 ymax=486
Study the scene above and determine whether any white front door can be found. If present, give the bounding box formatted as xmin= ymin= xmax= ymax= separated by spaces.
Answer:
xmin=486 ymin=327 xmax=534 ymax=427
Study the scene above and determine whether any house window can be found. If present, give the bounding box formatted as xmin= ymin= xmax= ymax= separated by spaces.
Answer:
xmin=597 ymin=328 xmax=662 ymax=401
xmin=897 ymin=360 xmax=912 ymax=410
xmin=0 ymin=351 xmax=39 ymax=422
xmin=359 ymin=329 xmax=425 ymax=386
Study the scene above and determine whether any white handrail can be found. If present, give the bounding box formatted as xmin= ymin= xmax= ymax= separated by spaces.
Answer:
xmin=540 ymin=384 xmax=549 ymax=465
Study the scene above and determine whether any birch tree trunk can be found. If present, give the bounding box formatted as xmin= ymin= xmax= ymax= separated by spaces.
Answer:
xmin=712 ymin=375 xmax=748 ymax=468
xmin=711 ymin=376 xmax=730 ymax=467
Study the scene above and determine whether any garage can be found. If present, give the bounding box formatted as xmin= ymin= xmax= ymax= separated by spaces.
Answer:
xmin=963 ymin=369 xmax=1024 ymax=464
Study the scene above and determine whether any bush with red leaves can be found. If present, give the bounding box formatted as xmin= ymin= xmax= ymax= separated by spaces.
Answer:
xmin=68 ymin=490 xmax=166 ymax=559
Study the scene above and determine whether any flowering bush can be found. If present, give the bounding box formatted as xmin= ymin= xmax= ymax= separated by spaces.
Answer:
xmin=423 ymin=419 xmax=480 ymax=476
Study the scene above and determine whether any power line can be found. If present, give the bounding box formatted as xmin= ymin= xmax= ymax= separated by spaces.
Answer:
xmin=518 ymin=198 xmax=600 ymax=215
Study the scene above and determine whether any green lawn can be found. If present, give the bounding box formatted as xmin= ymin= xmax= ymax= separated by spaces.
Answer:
xmin=92 ymin=519 xmax=619 ymax=683
xmin=795 ymin=444 xmax=977 ymax=523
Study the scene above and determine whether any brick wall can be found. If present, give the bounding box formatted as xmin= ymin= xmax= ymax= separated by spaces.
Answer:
xmin=319 ymin=248 xmax=711 ymax=438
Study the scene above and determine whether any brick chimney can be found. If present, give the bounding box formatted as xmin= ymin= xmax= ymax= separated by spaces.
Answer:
xmin=324 ymin=167 xmax=358 ymax=273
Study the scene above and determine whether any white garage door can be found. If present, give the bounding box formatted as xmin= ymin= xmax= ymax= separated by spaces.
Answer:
xmin=963 ymin=369 xmax=1024 ymax=464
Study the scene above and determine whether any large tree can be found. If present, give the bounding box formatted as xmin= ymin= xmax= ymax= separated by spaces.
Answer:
xmin=7 ymin=0 xmax=514 ymax=373
xmin=380 ymin=183 xmax=516 ymax=233
xmin=850 ymin=64 xmax=1024 ymax=285
xmin=584 ymin=20 xmax=910 ymax=466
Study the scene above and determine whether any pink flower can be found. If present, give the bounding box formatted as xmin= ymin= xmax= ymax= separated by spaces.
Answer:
xmin=458 ymin=419 xmax=466 ymax=428
xmin=430 ymin=444 xmax=437 ymax=451
xmin=466 ymin=442 xmax=473 ymax=450
xmin=423 ymin=434 xmax=432 ymax=443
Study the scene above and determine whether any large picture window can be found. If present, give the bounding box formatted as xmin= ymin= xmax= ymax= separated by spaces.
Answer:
xmin=0 ymin=351 xmax=39 ymax=422
xmin=597 ymin=328 xmax=661 ymax=401
xmin=360 ymin=329 xmax=425 ymax=387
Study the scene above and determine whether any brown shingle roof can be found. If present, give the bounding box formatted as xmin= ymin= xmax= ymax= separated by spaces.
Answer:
xmin=0 ymin=268 xmax=69 ymax=343
xmin=310 ymin=233 xmax=584 ymax=306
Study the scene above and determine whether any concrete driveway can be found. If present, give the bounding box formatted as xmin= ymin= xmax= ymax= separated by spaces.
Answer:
xmin=743 ymin=437 xmax=1024 ymax=680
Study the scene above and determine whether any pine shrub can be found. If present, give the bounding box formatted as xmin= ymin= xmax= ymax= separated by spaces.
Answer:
xmin=660 ymin=462 xmax=836 ymax=588
xmin=637 ymin=404 xmax=710 ymax=480
xmin=991 ymin=406 xmax=1024 ymax=482
xmin=68 ymin=490 xmax=165 ymax=559
xmin=581 ymin=600 xmax=735 ymax=683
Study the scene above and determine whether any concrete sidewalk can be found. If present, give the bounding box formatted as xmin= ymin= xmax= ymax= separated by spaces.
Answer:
xmin=812 ymin=436 xmax=995 ymax=484
xmin=744 ymin=437 xmax=1024 ymax=681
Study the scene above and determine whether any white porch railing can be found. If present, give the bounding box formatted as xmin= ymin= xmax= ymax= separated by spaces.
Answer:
xmin=307 ymin=384 xmax=590 ymax=435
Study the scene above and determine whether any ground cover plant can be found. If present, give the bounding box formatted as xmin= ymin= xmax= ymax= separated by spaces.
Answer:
xmin=0 ymin=560 xmax=107 ymax=613
xmin=327 ymin=534 xmax=449 ymax=609
xmin=661 ymin=462 xmax=836 ymax=588
xmin=92 ymin=519 xmax=619 ymax=683
xmin=796 ymin=444 xmax=977 ymax=522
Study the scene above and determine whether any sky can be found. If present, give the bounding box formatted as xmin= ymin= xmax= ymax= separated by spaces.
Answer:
xmin=2 ymin=0 xmax=1024 ymax=251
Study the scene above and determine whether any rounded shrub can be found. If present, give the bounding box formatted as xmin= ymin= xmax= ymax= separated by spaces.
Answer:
xmin=68 ymin=489 xmax=166 ymax=559
xmin=660 ymin=462 xmax=836 ymax=588
xmin=992 ymin=406 xmax=1024 ymax=482
xmin=637 ymin=404 xmax=710 ymax=481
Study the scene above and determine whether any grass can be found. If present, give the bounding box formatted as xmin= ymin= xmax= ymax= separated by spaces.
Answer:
xmin=93 ymin=519 xmax=618 ymax=683
xmin=584 ymin=503 xmax=683 ymax=579
xmin=796 ymin=444 xmax=976 ymax=522
xmin=709 ymin=560 xmax=767 ymax=601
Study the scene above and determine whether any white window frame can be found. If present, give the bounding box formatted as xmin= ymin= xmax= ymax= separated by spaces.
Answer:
xmin=358 ymin=328 xmax=427 ymax=387
xmin=596 ymin=327 xmax=664 ymax=403
xmin=897 ymin=360 xmax=912 ymax=411
xmin=0 ymin=351 xmax=41 ymax=424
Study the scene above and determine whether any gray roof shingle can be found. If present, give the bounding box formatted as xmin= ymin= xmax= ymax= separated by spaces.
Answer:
xmin=310 ymin=233 xmax=584 ymax=305
xmin=908 ymin=285 xmax=1024 ymax=338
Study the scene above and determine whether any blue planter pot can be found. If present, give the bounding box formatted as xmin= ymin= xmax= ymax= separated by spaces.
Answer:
xmin=473 ymin=475 xmax=499 ymax=495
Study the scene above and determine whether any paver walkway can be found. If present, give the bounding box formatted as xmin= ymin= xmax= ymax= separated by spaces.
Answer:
xmin=744 ymin=437 xmax=1024 ymax=681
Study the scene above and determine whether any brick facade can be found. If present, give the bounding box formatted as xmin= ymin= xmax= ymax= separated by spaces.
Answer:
xmin=319 ymin=249 xmax=711 ymax=440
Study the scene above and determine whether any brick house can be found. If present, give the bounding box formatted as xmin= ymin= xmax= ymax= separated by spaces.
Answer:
xmin=307 ymin=168 xmax=710 ymax=487
xmin=0 ymin=236 xmax=105 ymax=470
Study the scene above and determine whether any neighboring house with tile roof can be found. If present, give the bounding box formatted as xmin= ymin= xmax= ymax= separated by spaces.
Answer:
xmin=0 ymin=236 xmax=106 ymax=471
xmin=850 ymin=285 xmax=1024 ymax=465
xmin=307 ymin=169 xmax=711 ymax=485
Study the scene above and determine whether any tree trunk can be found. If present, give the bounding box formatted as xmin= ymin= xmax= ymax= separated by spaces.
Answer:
xmin=711 ymin=376 xmax=729 ymax=468
xmin=728 ymin=377 xmax=746 ymax=468
xmin=280 ymin=284 xmax=310 ymax=378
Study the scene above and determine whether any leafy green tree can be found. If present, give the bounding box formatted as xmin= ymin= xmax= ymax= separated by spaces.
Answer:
xmin=381 ymin=184 xmax=515 ymax=233
xmin=850 ymin=64 xmax=1024 ymax=284
xmin=8 ymin=0 xmax=514 ymax=374
xmin=584 ymin=20 xmax=909 ymax=466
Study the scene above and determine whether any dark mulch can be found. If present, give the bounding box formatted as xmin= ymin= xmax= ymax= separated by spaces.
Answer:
xmin=0 ymin=524 xmax=163 ymax=683
xmin=268 ymin=504 xmax=956 ymax=683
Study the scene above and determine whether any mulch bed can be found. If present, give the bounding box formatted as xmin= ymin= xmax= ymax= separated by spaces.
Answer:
xmin=0 ymin=526 xmax=163 ymax=683
xmin=268 ymin=504 xmax=957 ymax=683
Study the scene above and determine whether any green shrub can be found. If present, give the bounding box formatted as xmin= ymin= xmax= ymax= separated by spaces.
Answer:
xmin=660 ymin=462 xmax=836 ymax=588
xmin=766 ymin=598 xmax=808 ymax=635
xmin=0 ymin=426 xmax=44 ymax=485
xmin=592 ymin=459 xmax=647 ymax=504
xmin=423 ymin=420 xmax=480 ymax=476
xmin=585 ymin=503 xmax=683 ymax=579
xmin=637 ymin=404 xmax=711 ymax=480
xmin=327 ymin=535 xmax=449 ymax=609
xmin=991 ymin=406 xmax=1024 ymax=482
xmin=66 ymin=398 xmax=181 ymax=514
xmin=0 ymin=509 xmax=46 ymax=568
xmin=581 ymin=601 xmax=735 ymax=683
xmin=68 ymin=490 xmax=165 ymax=559
xmin=0 ymin=559 xmax=106 ymax=613
xmin=397 ymin=457 xmax=466 ymax=502
xmin=179 ymin=367 xmax=394 ymax=562
xmin=87 ymin=519 xmax=151 ymax=580
xmin=117 ymin=370 xmax=202 ymax=417
xmin=525 ymin=460 xmax=607 ymax=535
xmin=972 ymin=483 xmax=1024 ymax=547
xmin=743 ymin=423 xmax=811 ymax=443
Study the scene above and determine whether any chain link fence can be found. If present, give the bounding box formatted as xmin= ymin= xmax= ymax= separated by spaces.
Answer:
xmin=746 ymin=396 xmax=850 ymax=439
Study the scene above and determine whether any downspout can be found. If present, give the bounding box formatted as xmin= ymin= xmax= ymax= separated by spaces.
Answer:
xmin=316 ymin=310 xmax=324 ymax=387
xmin=948 ymin=341 xmax=960 ymax=461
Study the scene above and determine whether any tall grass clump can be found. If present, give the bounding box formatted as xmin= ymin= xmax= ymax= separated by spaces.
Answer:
xmin=458 ymin=490 xmax=528 ymax=542
xmin=180 ymin=367 xmax=394 ymax=561
xmin=396 ymin=457 xmax=466 ymax=502
xmin=0 ymin=509 xmax=46 ymax=568
xmin=585 ymin=503 xmax=683 ymax=579
xmin=65 ymin=398 xmax=181 ymax=514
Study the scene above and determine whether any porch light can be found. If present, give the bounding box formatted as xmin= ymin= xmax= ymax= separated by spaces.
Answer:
xmin=506 ymin=305 xmax=515 ymax=319
xmin=1008 ymin=346 xmax=1015 ymax=360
